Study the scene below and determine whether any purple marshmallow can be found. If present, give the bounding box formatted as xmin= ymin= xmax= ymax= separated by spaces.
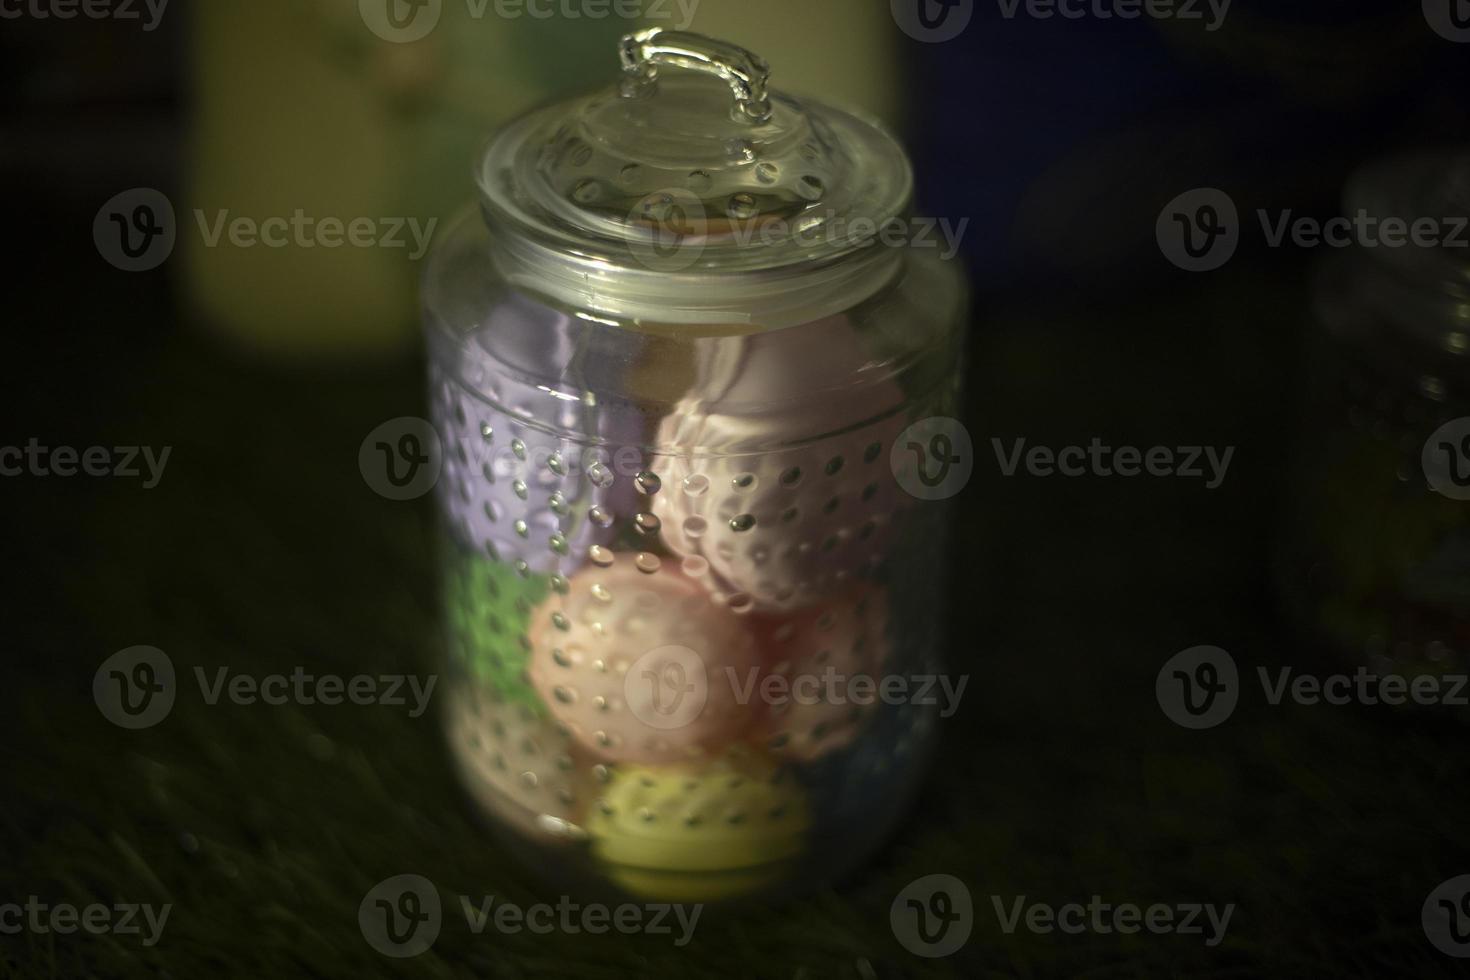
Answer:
xmin=431 ymin=292 xmax=644 ymax=574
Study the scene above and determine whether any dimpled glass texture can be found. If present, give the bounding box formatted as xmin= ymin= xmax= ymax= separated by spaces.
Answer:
xmin=423 ymin=33 xmax=967 ymax=902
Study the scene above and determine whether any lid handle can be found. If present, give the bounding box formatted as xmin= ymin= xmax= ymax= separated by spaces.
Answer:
xmin=619 ymin=28 xmax=773 ymax=125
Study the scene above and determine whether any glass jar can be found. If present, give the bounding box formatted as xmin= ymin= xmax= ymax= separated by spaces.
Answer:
xmin=1277 ymin=150 xmax=1470 ymax=682
xmin=424 ymin=29 xmax=967 ymax=901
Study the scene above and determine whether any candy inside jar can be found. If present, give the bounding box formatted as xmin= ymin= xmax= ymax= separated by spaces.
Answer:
xmin=426 ymin=29 xmax=966 ymax=901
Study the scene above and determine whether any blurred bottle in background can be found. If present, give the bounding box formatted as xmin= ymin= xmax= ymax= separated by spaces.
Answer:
xmin=185 ymin=1 xmax=623 ymax=357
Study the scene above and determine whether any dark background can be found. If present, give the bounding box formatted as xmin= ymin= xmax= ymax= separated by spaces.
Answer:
xmin=4 ymin=2 xmax=1470 ymax=977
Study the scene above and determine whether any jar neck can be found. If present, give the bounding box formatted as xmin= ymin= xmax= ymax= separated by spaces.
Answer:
xmin=480 ymin=203 xmax=907 ymax=330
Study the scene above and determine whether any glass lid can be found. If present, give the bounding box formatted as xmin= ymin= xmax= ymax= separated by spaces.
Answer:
xmin=475 ymin=28 xmax=915 ymax=327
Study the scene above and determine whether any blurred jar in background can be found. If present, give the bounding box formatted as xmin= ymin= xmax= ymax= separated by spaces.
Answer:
xmin=184 ymin=0 xmax=902 ymax=358
xmin=1276 ymin=151 xmax=1470 ymax=681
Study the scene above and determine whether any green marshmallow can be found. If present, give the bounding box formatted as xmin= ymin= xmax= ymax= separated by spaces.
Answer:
xmin=443 ymin=554 xmax=550 ymax=713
